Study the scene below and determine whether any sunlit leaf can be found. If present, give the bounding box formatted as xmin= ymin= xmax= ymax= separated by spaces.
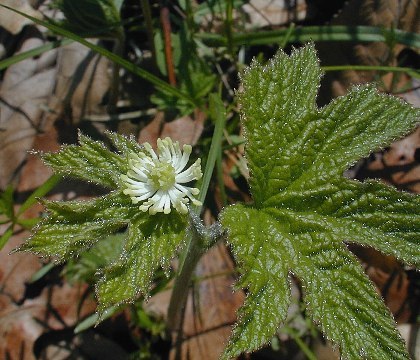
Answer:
xmin=221 ymin=43 xmax=419 ymax=359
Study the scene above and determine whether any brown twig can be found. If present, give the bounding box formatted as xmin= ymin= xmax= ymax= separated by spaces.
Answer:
xmin=160 ymin=3 xmax=176 ymax=86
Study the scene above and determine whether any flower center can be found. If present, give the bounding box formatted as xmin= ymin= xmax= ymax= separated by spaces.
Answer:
xmin=149 ymin=161 xmax=176 ymax=191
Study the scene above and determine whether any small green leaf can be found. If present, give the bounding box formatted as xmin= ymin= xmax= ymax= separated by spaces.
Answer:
xmin=18 ymin=191 xmax=134 ymax=260
xmin=0 ymin=185 xmax=15 ymax=219
xmin=96 ymin=212 xmax=187 ymax=314
xmin=42 ymin=132 xmax=126 ymax=188
xmin=0 ymin=224 xmax=13 ymax=251
xmin=105 ymin=130 xmax=144 ymax=157
xmin=30 ymin=262 xmax=55 ymax=283
xmin=64 ymin=233 xmax=126 ymax=284
xmin=55 ymin=0 xmax=122 ymax=38
xmin=221 ymin=43 xmax=418 ymax=359
xmin=74 ymin=305 xmax=121 ymax=334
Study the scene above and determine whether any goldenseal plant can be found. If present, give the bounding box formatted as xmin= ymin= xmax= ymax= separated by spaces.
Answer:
xmin=16 ymin=43 xmax=419 ymax=360
xmin=16 ymin=132 xmax=196 ymax=315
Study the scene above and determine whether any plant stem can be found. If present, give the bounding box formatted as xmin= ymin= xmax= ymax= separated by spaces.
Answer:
xmin=196 ymin=94 xmax=227 ymax=210
xmin=166 ymin=94 xmax=227 ymax=349
xmin=197 ymin=25 xmax=420 ymax=49
xmin=160 ymin=2 xmax=177 ymax=86
xmin=216 ymin=148 xmax=227 ymax=207
xmin=225 ymin=0 xmax=234 ymax=57
xmin=108 ymin=33 xmax=125 ymax=113
xmin=140 ymin=0 xmax=156 ymax=66
xmin=167 ymin=213 xmax=206 ymax=345
xmin=322 ymin=64 xmax=418 ymax=75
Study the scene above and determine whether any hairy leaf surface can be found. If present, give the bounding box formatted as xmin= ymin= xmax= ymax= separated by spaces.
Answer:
xmin=42 ymin=134 xmax=122 ymax=188
xmin=221 ymin=44 xmax=419 ymax=359
xmin=18 ymin=132 xmax=187 ymax=312
xmin=19 ymin=191 xmax=133 ymax=259
xmin=96 ymin=212 xmax=187 ymax=315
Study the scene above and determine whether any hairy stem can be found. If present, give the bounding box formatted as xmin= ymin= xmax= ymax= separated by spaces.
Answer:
xmin=166 ymin=94 xmax=226 ymax=353
xmin=167 ymin=213 xmax=206 ymax=351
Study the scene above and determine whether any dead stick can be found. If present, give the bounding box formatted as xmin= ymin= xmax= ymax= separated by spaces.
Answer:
xmin=160 ymin=4 xmax=177 ymax=86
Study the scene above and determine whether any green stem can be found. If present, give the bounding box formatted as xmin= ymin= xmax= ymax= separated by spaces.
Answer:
xmin=167 ymin=212 xmax=206 ymax=334
xmin=225 ymin=0 xmax=234 ymax=56
xmin=166 ymin=93 xmax=226 ymax=346
xmin=0 ymin=38 xmax=73 ymax=70
xmin=108 ymin=32 xmax=125 ymax=113
xmin=196 ymin=93 xmax=227 ymax=211
xmin=140 ymin=0 xmax=156 ymax=66
xmin=197 ymin=25 xmax=420 ymax=49
xmin=216 ymin=146 xmax=227 ymax=207
xmin=279 ymin=22 xmax=295 ymax=49
xmin=322 ymin=64 xmax=418 ymax=76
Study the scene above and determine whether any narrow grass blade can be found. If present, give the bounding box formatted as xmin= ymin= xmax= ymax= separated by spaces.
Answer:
xmin=197 ymin=93 xmax=226 ymax=209
xmin=30 ymin=262 xmax=55 ymax=283
xmin=0 ymin=39 xmax=73 ymax=70
xmin=322 ymin=65 xmax=419 ymax=78
xmin=0 ymin=4 xmax=196 ymax=106
xmin=197 ymin=25 xmax=420 ymax=49
xmin=18 ymin=175 xmax=61 ymax=216
xmin=0 ymin=225 xmax=13 ymax=251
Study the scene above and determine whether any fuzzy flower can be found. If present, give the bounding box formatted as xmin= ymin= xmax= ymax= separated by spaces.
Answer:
xmin=121 ymin=137 xmax=202 ymax=215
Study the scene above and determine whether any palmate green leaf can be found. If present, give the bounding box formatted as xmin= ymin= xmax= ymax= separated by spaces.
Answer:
xmin=96 ymin=212 xmax=187 ymax=315
xmin=220 ymin=43 xmax=419 ymax=359
xmin=17 ymin=131 xmax=188 ymax=314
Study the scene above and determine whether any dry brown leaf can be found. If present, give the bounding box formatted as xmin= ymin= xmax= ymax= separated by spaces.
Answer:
xmin=169 ymin=244 xmax=244 ymax=360
xmin=242 ymin=0 xmax=307 ymax=28
xmin=349 ymin=244 xmax=414 ymax=323
xmin=0 ymin=36 xmax=113 ymax=190
xmin=367 ymin=266 xmax=411 ymax=322
xmin=161 ymin=111 xmax=205 ymax=146
xmin=0 ymin=36 xmax=57 ymax=189
xmin=0 ymin=275 xmax=96 ymax=360
xmin=138 ymin=110 xmax=205 ymax=147
xmin=0 ymin=292 xmax=45 ymax=360
xmin=363 ymin=127 xmax=420 ymax=193
xmin=358 ymin=83 xmax=420 ymax=193
xmin=137 ymin=111 xmax=164 ymax=145
xmin=0 ymin=1 xmax=41 ymax=35
xmin=0 ymin=121 xmax=97 ymax=359
xmin=45 ymin=41 xmax=111 ymax=127
xmin=0 ymin=227 xmax=42 ymax=302
xmin=69 ymin=46 xmax=110 ymax=122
